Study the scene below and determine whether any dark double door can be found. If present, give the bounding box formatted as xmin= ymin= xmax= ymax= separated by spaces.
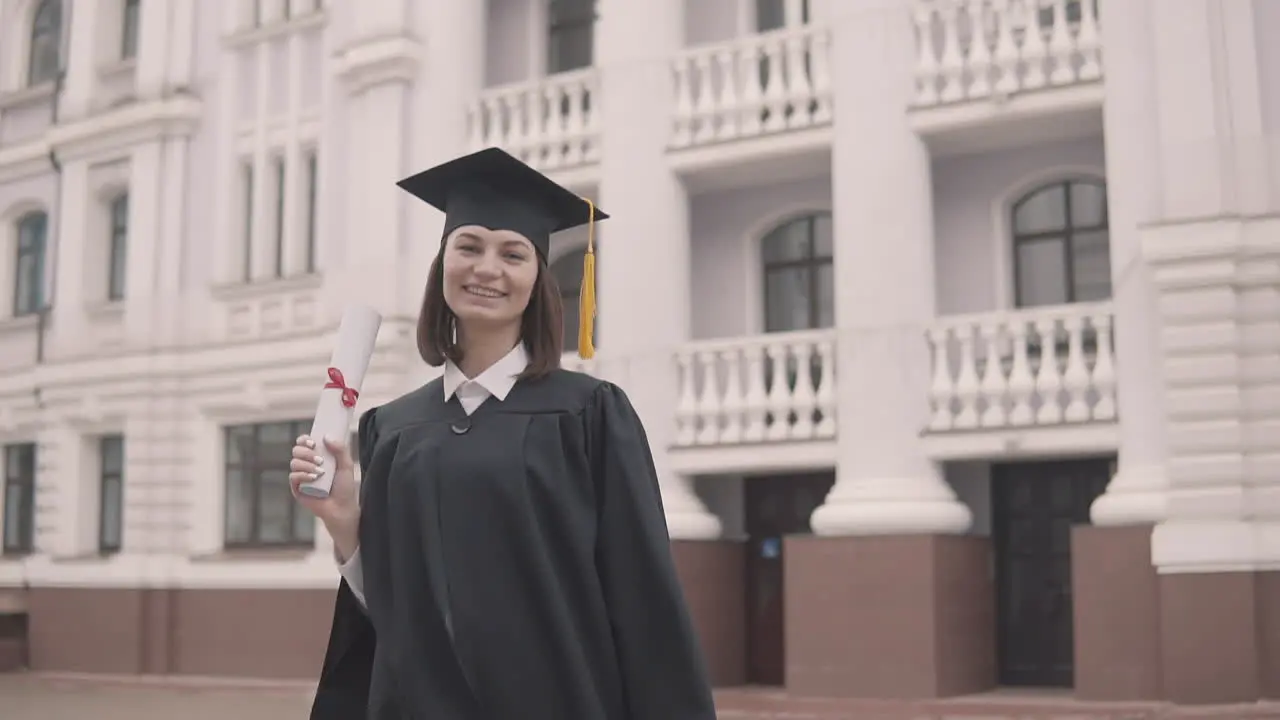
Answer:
xmin=743 ymin=472 xmax=834 ymax=686
xmin=991 ymin=457 xmax=1113 ymax=688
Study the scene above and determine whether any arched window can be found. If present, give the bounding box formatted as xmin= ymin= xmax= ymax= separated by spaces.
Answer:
xmin=14 ymin=211 xmax=48 ymax=317
xmin=108 ymin=193 xmax=129 ymax=301
xmin=28 ymin=0 xmax=62 ymax=87
xmin=550 ymin=247 xmax=589 ymax=353
xmin=1011 ymin=178 xmax=1111 ymax=308
xmin=761 ymin=212 xmax=833 ymax=333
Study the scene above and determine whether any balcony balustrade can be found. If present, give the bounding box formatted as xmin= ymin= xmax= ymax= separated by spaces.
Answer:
xmin=465 ymin=69 xmax=601 ymax=171
xmin=673 ymin=330 xmax=837 ymax=448
xmin=669 ymin=24 xmax=832 ymax=150
xmin=927 ymin=302 xmax=1116 ymax=432
xmin=912 ymin=0 xmax=1102 ymax=108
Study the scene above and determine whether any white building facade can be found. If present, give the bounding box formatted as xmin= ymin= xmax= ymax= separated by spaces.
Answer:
xmin=0 ymin=0 xmax=1277 ymax=710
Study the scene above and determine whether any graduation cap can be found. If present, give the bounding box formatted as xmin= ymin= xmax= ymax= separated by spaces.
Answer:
xmin=398 ymin=147 xmax=608 ymax=359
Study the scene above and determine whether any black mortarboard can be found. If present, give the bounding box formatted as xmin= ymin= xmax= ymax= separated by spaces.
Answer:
xmin=396 ymin=146 xmax=608 ymax=261
xmin=396 ymin=146 xmax=607 ymax=359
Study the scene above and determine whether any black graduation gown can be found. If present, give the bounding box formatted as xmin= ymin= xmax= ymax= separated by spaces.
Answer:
xmin=309 ymin=369 xmax=718 ymax=720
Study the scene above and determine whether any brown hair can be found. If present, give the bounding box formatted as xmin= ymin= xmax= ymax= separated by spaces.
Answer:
xmin=416 ymin=245 xmax=564 ymax=379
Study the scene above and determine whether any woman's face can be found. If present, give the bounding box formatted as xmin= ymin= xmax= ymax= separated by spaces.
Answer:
xmin=441 ymin=225 xmax=539 ymax=330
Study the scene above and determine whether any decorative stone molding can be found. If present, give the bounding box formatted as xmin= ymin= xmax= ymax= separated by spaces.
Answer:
xmin=46 ymin=94 xmax=203 ymax=163
xmin=333 ymin=35 xmax=420 ymax=93
xmin=1143 ymin=215 xmax=1280 ymax=573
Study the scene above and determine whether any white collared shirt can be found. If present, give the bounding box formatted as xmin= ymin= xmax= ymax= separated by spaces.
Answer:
xmin=442 ymin=342 xmax=529 ymax=415
xmin=338 ymin=343 xmax=531 ymax=606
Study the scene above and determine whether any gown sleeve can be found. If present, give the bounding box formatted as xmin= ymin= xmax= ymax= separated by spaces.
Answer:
xmin=588 ymin=383 xmax=718 ymax=720
xmin=310 ymin=407 xmax=380 ymax=720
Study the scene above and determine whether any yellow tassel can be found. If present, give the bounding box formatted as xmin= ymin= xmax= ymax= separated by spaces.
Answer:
xmin=577 ymin=197 xmax=597 ymax=359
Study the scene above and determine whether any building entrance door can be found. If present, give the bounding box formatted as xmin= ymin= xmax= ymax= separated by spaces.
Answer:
xmin=991 ymin=457 xmax=1113 ymax=687
xmin=743 ymin=471 xmax=833 ymax=685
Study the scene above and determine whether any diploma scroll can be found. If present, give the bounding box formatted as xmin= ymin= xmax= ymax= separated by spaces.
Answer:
xmin=298 ymin=304 xmax=383 ymax=499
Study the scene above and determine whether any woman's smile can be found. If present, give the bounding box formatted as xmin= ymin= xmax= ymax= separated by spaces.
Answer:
xmin=463 ymin=284 xmax=507 ymax=299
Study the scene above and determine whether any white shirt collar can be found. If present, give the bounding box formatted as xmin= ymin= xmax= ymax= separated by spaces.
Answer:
xmin=443 ymin=342 xmax=530 ymax=403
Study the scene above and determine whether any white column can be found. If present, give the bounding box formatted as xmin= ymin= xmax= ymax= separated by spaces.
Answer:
xmin=48 ymin=159 xmax=89 ymax=358
xmin=810 ymin=1 xmax=970 ymax=536
xmin=595 ymin=0 xmax=720 ymax=539
xmin=330 ymin=0 xmax=417 ymax=319
xmin=1143 ymin=0 xmax=1280 ymax=573
xmin=1087 ymin=0 xmax=1168 ymax=526
xmin=58 ymin=0 xmax=101 ymax=120
xmin=401 ymin=1 xmax=486 ymax=391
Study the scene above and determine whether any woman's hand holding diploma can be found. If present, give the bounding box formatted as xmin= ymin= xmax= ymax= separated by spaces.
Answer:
xmin=290 ymin=434 xmax=361 ymax=561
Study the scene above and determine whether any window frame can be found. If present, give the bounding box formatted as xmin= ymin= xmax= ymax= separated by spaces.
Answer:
xmin=1009 ymin=178 xmax=1111 ymax=309
xmin=272 ymin=155 xmax=286 ymax=278
xmin=107 ymin=194 xmax=129 ymax=301
xmin=305 ymin=148 xmax=319 ymax=274
xmin=760 ymin=212 xmax=834 ymax=334
xmin=223 ymin=420 xmax=315 ymax=550
xmin=13 ymin=211 xmax=48 ymax=317
xmin=546 ymin=0 xmax=596 ymax=75
xmin=121 ymin=0 xmax=140 ymax=59
xmin=2 ymin=443 xmax=37 ymax=557
xmin=27 ymin=0 xmax=63 ymax=87
xmin=98 ymin=435 xmax=125 ymax=554
xmin=241 ymin=161 xmax=254 ymax=282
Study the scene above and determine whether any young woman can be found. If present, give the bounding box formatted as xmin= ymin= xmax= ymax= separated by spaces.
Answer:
xmin=288 ymin=147 xmax=717 ymax=720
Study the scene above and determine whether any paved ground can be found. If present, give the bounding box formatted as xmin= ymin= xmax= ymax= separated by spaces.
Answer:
xmin=2 ymin=674 xmax=316 ymax=720
xmin=7 ymin=673 xmax=1280 ymax=720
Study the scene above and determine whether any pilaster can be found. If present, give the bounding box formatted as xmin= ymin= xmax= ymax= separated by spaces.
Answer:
xmin=58 ymin=0 xmax=102 ymax=121
xmin=1137 ymin=0 xmax=1280 ymax=575
xmin=134 ymin=0 xmax=176 ymax=99
xmin=329 ymin=0 xmax=420 ymax=321
xmin=48 ymin=158 xmax=89 ymax=359
xmin=122 ymin=142 xmax=163 ymax=344
xmin=42 ymin=422 xmax=86 ymax=558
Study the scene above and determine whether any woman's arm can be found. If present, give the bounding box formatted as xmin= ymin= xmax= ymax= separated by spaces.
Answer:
xmin=589 ymin=382 xmax=718 ymax=720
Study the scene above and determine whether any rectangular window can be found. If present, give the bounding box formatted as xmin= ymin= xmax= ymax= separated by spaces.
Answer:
xmin=547 ymin=0 xmax=595 ymax=74
xmin=2 ymin=443 xmax=36 ymax=556
xmin=273 ymin=155 xmax=286 ymax=278
xmin=121 ymin=0 xmax=140 ymax=59
xmin=755 ymin=0 xmax=809 ymax=31
xmin=224 ymin=420 xmax=315 ymax=549
xmin=108 ymin=194 xmax=129 ymax=301
xmin=242 ymin=162 xmax=254 ymax=282
xmin=305 ymin=149 xmax=318 ymax=274
xmin=13 ymin=212 xmax=47 ymax=316
xmin=99 ymin=435 xmax=124 ymax=554
xmin=27 ymin=0 xmax=62 ymax=86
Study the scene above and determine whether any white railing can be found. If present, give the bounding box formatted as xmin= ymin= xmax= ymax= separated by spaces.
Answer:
xmin=927 ymin=302 xmax=1116 ymax=431
xmin=912 ymin=0 xmax=1102 ymax=108
xmin=673 ymin=330 xmax=837 ymax=447
xmin=670 ymin=25 xmax=832 ymax=149
xmin=466 ymin=69 xmax=600 ymax=171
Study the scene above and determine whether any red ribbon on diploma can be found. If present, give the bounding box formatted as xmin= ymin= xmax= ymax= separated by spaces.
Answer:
xmin=324 ymin=367 xmax=359 ymax=408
